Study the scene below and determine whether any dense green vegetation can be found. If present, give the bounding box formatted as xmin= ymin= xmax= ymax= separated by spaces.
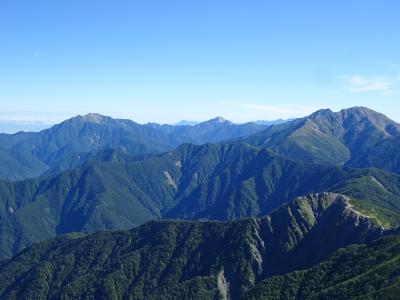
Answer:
xmin=2 ymin=142 xmax=400 ymax=259
xmin=0 ymin=193 xmax=395 ymax=300
xmin=245 ymin=234 xmax=400 ymax=300
xmin=351 ymin=134 xmax=400 ymax=175
xmin=0 ymin=114 xmax=267 ymax=181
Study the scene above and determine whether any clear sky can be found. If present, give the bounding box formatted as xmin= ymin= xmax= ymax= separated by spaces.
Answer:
xmin=1 ymin=0 xmax=400 ymax=130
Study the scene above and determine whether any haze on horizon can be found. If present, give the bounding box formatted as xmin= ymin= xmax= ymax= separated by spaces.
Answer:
xmin=1 ymin=0 xmax=400 ymax=131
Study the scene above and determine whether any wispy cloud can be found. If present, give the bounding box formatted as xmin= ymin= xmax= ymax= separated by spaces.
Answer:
xmin=342 ymin=74 xmax=399 ymax=96
xmin=0 ymin=111 xmax=68 ymax=124
xmin=243 ymin=103 xmax=315 ymax=116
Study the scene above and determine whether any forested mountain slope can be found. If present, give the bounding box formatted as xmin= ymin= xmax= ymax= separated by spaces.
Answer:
xmin=245 ymin=234 xmax=400 ymax=300
xmin=0 ymin=193 xmax=397 ymax=300
xmin=1 ymin=143 xmax=400 ymax=259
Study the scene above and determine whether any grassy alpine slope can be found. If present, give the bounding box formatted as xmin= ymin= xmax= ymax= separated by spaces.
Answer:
xmin=242 ymin=107 xmax=400 ymax=173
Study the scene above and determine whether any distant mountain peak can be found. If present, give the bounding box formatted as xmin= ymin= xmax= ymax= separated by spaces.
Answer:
xmin=309 ymin=106 xmax=389 ymax=120
xmin=174 ymin=120 xmax=199 ymax=126
xmin=81 ymin=113 xmax=107 ymax=123
xmin=305 ymin=107 xmax=400 ymax=131
xmin=254 ymin=118 xmax=294 ymax=125
xmin=337 ymin=106 xmax=400 ymax=133
xmin=310 ymin=108 xmax=334 ymax=117
xmin=338 ymin=106 xmax=376 ymax=118
xmin=203 ymin=116 xmax=232 ymax=124
xmin=341 ymin=106 xmax=374 ymax=114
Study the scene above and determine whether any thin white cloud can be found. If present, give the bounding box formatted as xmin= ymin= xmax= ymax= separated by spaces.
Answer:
xmin=342 ymin=74 xmax=399 ymax=96
xmin=0 ymin=111 xmax=67 ymax=124
xmin=0 ymin=119 xmax=52 ymax=125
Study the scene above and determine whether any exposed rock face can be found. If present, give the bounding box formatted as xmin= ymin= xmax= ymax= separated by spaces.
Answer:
xmin=80 ymin=113 xmax=107 ymax=124
xmin=217 ymin=270 xmax=229 ymax=300
xmin=164 ymin=170 xmax=178 ymax=189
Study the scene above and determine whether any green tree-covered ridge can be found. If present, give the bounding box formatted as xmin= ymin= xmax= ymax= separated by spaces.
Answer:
xmin=244 ymin=234 xmax=400 ymax=300
xmin=0 ymin=193 xmax=397 ymax=300
xmin=1 ymin=142 xmax=400 ymax=259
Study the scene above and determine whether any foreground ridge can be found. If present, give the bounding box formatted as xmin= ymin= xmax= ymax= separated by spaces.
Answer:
xmin=0 ymin=193 xmax=398 ymax=299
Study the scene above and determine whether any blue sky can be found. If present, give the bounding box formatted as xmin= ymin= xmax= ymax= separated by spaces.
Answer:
xmin=1 ymin=0 xmax=400 ymax=130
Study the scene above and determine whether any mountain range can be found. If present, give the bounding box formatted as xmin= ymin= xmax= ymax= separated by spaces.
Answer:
xmin=0 ymin=115 xmax=268 ymax=181
xmin=2 ymin=106 xmax=400 ymax=182
xmin=173 ymin=118 xmax=292 ymax=127
xmin=0 ymin=106 xmax=400 ymax=299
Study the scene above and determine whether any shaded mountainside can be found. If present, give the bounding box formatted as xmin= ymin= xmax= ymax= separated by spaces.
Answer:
xmin=350 ymin=134 xmax=400 ymax=174
xmin=241 ymin=107 xmax=400 ymax=173
xmin=1 ymin=143 xmax=400 ymax=259
xmin=245 ymin=234 xmax=400 ymax=300
xmin=0 ymin=114 xmax=268 ymax=181
xmin=0 ymin=193 xmax=397 ymax=300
